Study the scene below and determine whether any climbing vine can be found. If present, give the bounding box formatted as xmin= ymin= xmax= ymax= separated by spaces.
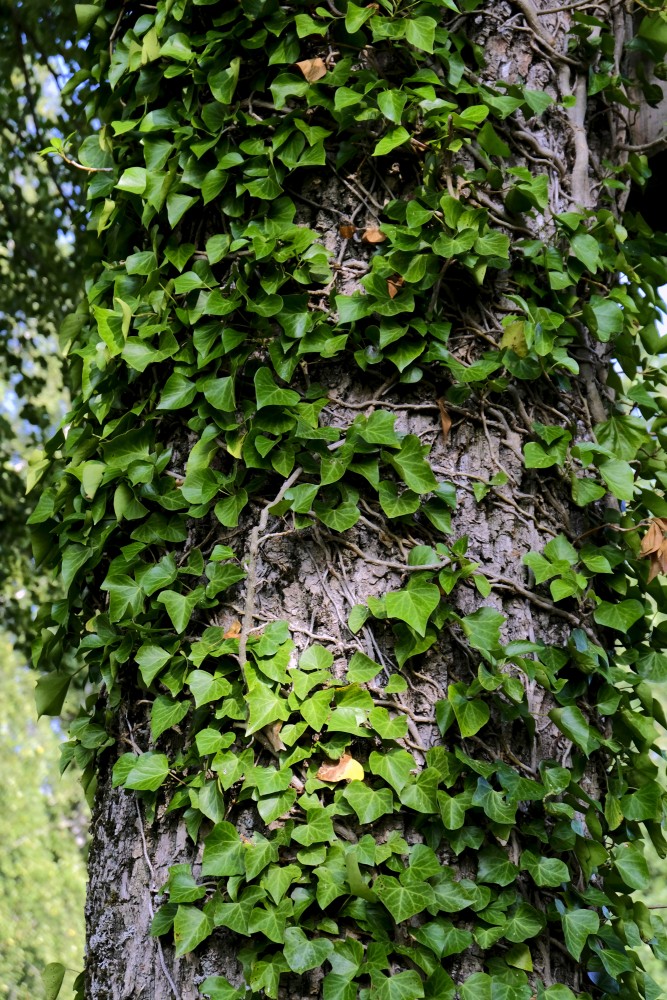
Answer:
xmin=32 ymin=0 xmax=667 ymax=998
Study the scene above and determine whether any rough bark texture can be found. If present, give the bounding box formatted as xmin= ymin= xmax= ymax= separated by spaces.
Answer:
xmin=80 ymin=1 xmax=641 ymax=996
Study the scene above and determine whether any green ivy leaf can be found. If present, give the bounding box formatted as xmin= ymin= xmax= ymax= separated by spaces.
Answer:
xmin=202 ymin=822 xmax=245 ymax=877
xmin=343 ymin=782 xmax=395 ymax=824
xmin=520 ymin=850 xmax=569 ymax=887
xmin=371 ymin=970 xmax=425 ymax=1000
xmin=155 ymin=588 xmax=205 ymax=633
xmin=41 ymin=963 xmax=66 ymax=1000
xmin=283 ymin=926 xmax=334 ymax=973
xmin=173 ymin=904 xmax=213 ymax=957
xmin=613 ymin=842 xmax=650 ymax=890
xmin=561 ymin=909 xmax=599 ymax=961
xmin=375 ymin=875 xmax=435 ymax=922
xmin=503 ymin=901 xmax=546 ymax=943
xmin=150 ymin=695 xmax=189 ymax=740
xmin=460 ymin=606 xmax=504 ymax=652
xmin=373 ymin=126 xmax=411 ymax=157
xmin=549 ymin=705 xmax=602 ymax=755
xmin=385 ymin=581 xmax=440 ymax=637
xmin=124 ymin=752 xmax=170 ymax=791
xmin=255 ymin=368 xmax=300 ymax=409
xmin=593 ymin=599 xmax=644 ymax=632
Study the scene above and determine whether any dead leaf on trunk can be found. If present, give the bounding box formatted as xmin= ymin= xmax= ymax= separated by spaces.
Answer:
xmin=639 ymin=518 xmax=667 ymax=582
xmin=316 ymin=753 xmax=364 ymax=782
xmin=437 ymin=398 xmax=452 ymax=442
xmin=295 ymin=58 xmax=327 ymax=82
xmin=361 ymin=227 xmax=386 ymax=244
xmin=387 ymin=275 xmax=404 ymax=299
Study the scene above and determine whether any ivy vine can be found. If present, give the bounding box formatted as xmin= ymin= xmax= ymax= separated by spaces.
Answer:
xmin=32 ymin=0 xmax=667 ymax=998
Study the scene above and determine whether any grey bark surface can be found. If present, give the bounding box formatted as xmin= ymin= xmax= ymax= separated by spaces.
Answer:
xmin=83 ymin=1 xmax=632 ymax=996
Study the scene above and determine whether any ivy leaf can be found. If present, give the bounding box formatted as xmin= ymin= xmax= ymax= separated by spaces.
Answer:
xmin=124 ymin=752 xmax=170 ymax=791
xmin=561 ymin=909 xmax=599 ymax=961
xmin=378 ymin=481 xmax=421 ymax=518
xmin=283 ymin=926 xmax=334 ymax=973
xmin=613 ymin=842 xmax=650 ymax=890
xmin=398 ymin=768 xmax=439 ymax=813
xmin=385 ymin=581 xmax=440 ymax=637
xmin=347 ymin=651 xmax=382 ymax=683
xmin=246 ymin=681 xmax=290 ymax=734
xmin=35 ymin=672 xmax=72 ymax=718
xmin=173 ymin=905 xmax=213 ymax=957
xmin=187 ymin=670 xmax=232 ymax=708
xmin=460 ymin=606 xmax=504 ymax=652
xmin=503 ymin=901 xmax=546 ymax=943
xmin=598 ymin=459 xmax=634 ymax=501
xmin=593 ymin=599 xmax=644 ymax=632
xmin=472 ymin=778 xmax=516 ymax=824
xmin=291 ymin=807 xmax=335 ymax=846
xmin=477 ymin=847 xmax=519 ymax=886
xmin=635 ymin=650 xmax=667 ymax=682
xmin=437 ymin=791 xmax=467 ymax=830
xmin=459 ymin=973 xmax=492 ymax=1000
xmin=371 ymin=970 xmax=425 ymax=1000
xmin=254 ymin=368 xmax=300 ymax=409
xmin=150 ymin=695 xmax=189 ymax=740
xmin=373 ymin=127 xmax=411 ymax=157
xmin=448 ymin=684 xmax=490 ymax=737
xmin=391 ymin=436 xmax=438 ymax=493
xmin=374 ymin=875 xmax=435 ymax=922
xmin=405 ymin=16 xmax=437 ymax=53
xmin=41 ymin=963 xmax=66 ymax=1000
xmin=155 ymin=588 xmax=205 ymax=633
xmin=343 ymin=782 xmax=395 ymax=824
xmin=571 ymin=475 xmax=606 ymax=506
xmin=549 ymin=706 xmax=602 ymax=755
xmin=570 ymin=233 xmax=600 ymax=272
xmin=413 ymin=919 xmax=473 ymax=959
xmin=369 ymin=748 xmax=415 ymax=793
xmin=199 ymin=976 xmax=244 ymax=1000
xmin=520 ymin=850 xmax=569 ymax=887
xmin=378 ymin=90 xmax=407 ymax=124
xmin=202 ymin=822 xmax=245 ymax=877
xmin=167 ymin=864 xmax=207 ymax=904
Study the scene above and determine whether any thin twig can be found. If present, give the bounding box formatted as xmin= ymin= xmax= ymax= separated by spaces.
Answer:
xmin=238 ymin=467 xmax=304 ymax=673
xmin=134 ymin=799 xmax=179 ymax=1000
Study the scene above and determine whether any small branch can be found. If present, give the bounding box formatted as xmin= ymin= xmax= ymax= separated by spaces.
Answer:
xmin=238 ymin=466 xmax=304 ymax=673
xmin=49 ymin=150 xmax=113 ymax=173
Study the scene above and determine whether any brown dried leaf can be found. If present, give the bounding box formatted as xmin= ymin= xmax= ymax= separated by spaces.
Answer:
xmin=295 ymin=57 xmax=327 ymax=82
xmin=640 ymin=519 xmax=666 ymax=557
xmin=437 ymin=398 xmax=452 ymax=443
xmin=387 ymin=275 xmax=404 ymax=299
xmin=316 ymin=753 xmax=364 ymax=783
xmin=339 ymin=223 xmax=356 ymax=239
xmin=648 ymin=553 xmax=661 ymax=584
xmin=224 ymin=619 xmax=242 ymax=638
xmin=361 ymin=227 xmax=386 ymax=244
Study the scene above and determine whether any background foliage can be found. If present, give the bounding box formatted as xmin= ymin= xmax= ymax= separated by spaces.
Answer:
xmin=0 ymin=636 xmax=87 ymax=1000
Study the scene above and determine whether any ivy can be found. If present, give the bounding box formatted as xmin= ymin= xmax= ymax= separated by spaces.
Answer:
xmin=29 ymin=0 xmax=667 ymax=998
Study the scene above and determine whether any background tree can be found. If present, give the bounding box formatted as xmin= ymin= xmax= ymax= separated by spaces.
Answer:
xmin=31 ymin=1 xmax=667 ymax=999
xmin=0 ymin=635 xmax=86 ymax=1000
xmin=0 ymin=0 xmax=89 ymax=645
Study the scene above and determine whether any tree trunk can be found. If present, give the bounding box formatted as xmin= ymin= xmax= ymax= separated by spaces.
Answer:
xmin=35 ymin=0 xmax=667 ymax=998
